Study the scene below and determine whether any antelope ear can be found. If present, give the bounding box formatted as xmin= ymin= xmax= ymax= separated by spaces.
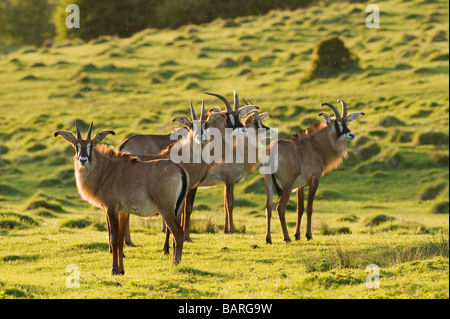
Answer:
xmin=171 ymin=115 xmax=192 ymax=129
xmin=206 ymin=112 xmax=226 ymax=125
xmin=346 ymin=112 xmax=366 ymax=123
xmin=318 ymin=112 xmax=331 ymax=125
xmin=238 ymin=105 xmax=259 ymax=116
xmin=259 ymin=112 xmax=272 ymax=121
xmin=92 ymin=130 xmax=115 ymax=146
xmin=54 ymin=130 xmax=77 ymax=148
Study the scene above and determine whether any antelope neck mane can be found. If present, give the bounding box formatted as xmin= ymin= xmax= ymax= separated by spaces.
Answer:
xmin=95 ymin=144 xmax=139 ymax=162
xmin=291 ymin=121 xmax=327 ymax=140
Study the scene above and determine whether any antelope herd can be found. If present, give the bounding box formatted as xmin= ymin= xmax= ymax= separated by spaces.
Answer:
xmin=54 ymin=91 xmax=365 ymax=275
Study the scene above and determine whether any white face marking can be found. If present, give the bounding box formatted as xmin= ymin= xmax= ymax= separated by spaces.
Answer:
xmin=229 ymin=115 xmax=235 ymax=126
xmin=338 ymin=131 xmax=355 ymax=142
xmin=192 ymin=122 xmax=208 ymax=144
xmin=77 ymin=142 xmax=90 ymax=166
xmin=231 ymin=127 xmax=247 ymax=136
xmin=86 ymin=143 xmax=91 ymax=156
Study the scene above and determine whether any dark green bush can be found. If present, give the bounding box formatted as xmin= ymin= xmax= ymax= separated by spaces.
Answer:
xmin=61 ymin=218 xmax=92 ymax=229
xmin=420 ymin=183 xmax=447 ymax=201
xmin=431 ymin=201 xmax=449 ymax=214
xmin=378 ymin=116 xmax=405 ymax=128
xmin=303 ymin=36 xmax=359 ymax=81
xmin=357 ymin=143 xmax=381 ymax=160
xmin=417 ymin=132 xmax=449 ymax=146
xmin=365 ymin=214 xmax=395 ymax=227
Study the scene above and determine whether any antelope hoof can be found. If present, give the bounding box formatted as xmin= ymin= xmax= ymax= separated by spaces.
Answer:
xmin=265 ymin=236 xmax=272 ymax=245
xmin=184 ymin=236 xmax=193 ymax=243
xmin=306 ymin=233 xmax=313 ymax=241
xmin=162 ymin=248 xmax=170 ymax=255
xmin=125 ymin=240 xmax=136 ymax=247
xmin=294 ymin=233 xmax=300 ymax=241
xmin=111 ymin=268 xmax=125 ymax=276
xmin=284 ymin=237 xmax=292 ymax=243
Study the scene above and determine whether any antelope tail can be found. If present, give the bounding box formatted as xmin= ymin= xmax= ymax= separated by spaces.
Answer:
xmin=271 ymin=174 xmax=282 ymax=197
xmin=174 ymin=164 xmax=188 ymax=217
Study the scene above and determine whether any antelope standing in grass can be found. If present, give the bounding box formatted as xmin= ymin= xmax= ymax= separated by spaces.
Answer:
xmin=182 ymin=100 xmax=274 ymax=241
xmin=119 ymin=91 xmax=259 ymax=245
xmin=264 ymin=100 xmax=365 ymax=244
xmin=53 ymin=104 xmax=227 ymax=274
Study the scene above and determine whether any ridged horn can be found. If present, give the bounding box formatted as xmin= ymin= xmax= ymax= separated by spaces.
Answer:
xmin=242 ymin=98 xmax=253 ymax=105
xmin=201 ymin=100 xmax=206 ymax=121
xmin=204 ymin=92 xmax=233 ymax=113
xmin=190 ymin=101 xmax=197 ymax=120
xmin=338 ymin=99 xmax=347 ymax=118
xmin=233 ymin=90 xmax=239 ymax=111
xmin=86 ymin=121 xmax=93 ymax=140
xmin=320 ymin=102 xmax=341 ymax=119
xmin=75 ymin=121 xmax=82 ymax=140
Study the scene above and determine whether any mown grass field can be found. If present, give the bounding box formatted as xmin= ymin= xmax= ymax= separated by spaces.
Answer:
xmin=0 ymin=0 xmax=448 ymax=298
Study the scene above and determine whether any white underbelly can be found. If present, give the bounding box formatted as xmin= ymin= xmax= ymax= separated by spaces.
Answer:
xmin=122 ymin=198 xmax=158 ymax=217
xmin=292 ymin=174 xmax=308 ymax=190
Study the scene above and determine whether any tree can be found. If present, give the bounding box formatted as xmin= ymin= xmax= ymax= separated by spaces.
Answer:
xmin=0 ymin=0 xmax=55 ymax=46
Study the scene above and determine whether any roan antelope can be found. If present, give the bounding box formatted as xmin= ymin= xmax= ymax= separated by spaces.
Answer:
xmin=182 ymin=108 xmax=274 ymax=242
xmin=264 ymin=100 xmax=365 ymax=244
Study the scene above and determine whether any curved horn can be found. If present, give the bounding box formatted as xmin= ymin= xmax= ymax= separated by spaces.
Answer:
xmin=190 ymin=101 xmax=197 ymax=120
xmin=75 ymin=121 xmax=82 ymax=140
xmin=86 ymin=121 xmax=93 ymax=140
xmin=204 ymin=92 xmax=233 ymax=113
xmin=201 ymin=100 xmax=206 ymax=121
xmin=338 ymin=99 xmax=347 ymax=118
xmin=320 ymin=102 xmax=341 ymax=119
xmin=233 ymin=90 xmax=239 ymax=111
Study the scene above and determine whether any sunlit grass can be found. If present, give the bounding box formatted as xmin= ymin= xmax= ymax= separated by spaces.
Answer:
xmin=0 ymin=0 xmax=448 ymax=298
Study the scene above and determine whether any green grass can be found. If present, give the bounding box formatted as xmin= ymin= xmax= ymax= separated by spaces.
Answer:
xmin=0 ymin=0 xmax=448 ymax=298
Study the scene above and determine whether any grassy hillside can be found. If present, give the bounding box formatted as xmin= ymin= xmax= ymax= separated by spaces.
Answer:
xmin=0 ymin=0 xmax=448 ymax=298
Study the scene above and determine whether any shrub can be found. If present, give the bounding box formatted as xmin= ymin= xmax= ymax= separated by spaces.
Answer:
xmin=431 ymin=201 xmax=449 ymax=214
xmin=61 ymin=218 xmax=92 ymax=229
xmin=417 ymin=132 xmax=449 ymax=146
xmin=365 ymin=214 xmax=395 ymax=227
xmin=0 ymin=213 xmax=38 ymax=229
xmin=420 ymin=183 xmax=447 ymax=201
xmin=302 ymin=36 xmax=359 ymax=81
xmin=356 ymin=143 xmax=381 ymax=160
xmin=378 ymin=116 xmax=405 ymax=128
